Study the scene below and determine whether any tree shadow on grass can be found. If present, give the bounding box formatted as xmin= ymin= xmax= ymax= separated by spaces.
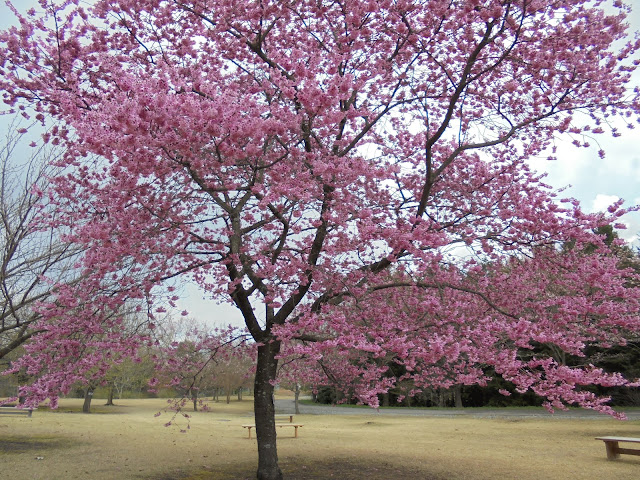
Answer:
xmin=0 ymin=434 xmax=76 ymax=454
xmin=279 ymin=457 xmax=440 ymax=480
xmin=144 ymin=456 xmax=440 ymax=480
xmin=36 ymin=404 xmax=128 ymax=415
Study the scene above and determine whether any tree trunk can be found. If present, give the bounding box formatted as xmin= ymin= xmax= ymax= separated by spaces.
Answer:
xmin=83 ymin=387 xmax=94 ymax=413
xmin=192 ymin=389 xmax=198 ymax=412
xmin=454 ymin=385 xmax=463 ymax=408
xmin=238 ymin=388 xmax=243 ymax=401
xmin=105 ymin=384 xmax=115 ymax=406
xmin=294 ymin=383 xmax=300 ymax=415
xmin=382 ymin=392 xmax=390 ymax=407
xmin=254 ymin=341 xmax=282 ymax=480
xmin=226 ymin=388 xmax=231 ymax=404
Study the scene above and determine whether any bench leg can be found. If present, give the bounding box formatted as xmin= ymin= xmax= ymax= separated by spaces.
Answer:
xmin=604 ymin=441 xmax=620 ymax=460
xmin=294 ymin=426 xmax=298 ymax=438
xmin=247 ymin=427 xmax=253 ymax=439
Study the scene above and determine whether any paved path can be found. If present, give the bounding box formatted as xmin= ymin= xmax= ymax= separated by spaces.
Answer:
xmin=275 ymin=398 xmax=640 ymax=420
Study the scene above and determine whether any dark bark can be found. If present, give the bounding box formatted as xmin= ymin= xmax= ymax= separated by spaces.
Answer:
xmin=82 ymin=387 xmax=93 ymax=413
xmin=254 ymin=341 xmax=282 ymax=480
xmin=192 ymin=389 xmax=198 ymax=412
xmin=454 ymin=385 xmax=463 ymax=408
xmin=294 ymin=383 xmax=300 ymax=415
xmin=105 ymin=384 xmax=115 ymax=406
xmin=0 ymin=325 xmax=37 ymax=360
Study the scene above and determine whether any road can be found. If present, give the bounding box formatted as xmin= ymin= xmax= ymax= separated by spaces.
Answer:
xmin=274 ymin=398 xmax=640 ymax=420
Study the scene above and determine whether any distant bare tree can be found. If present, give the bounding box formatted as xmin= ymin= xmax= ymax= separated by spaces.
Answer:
xmin=0 ymin=117 xmax=82 ymax=359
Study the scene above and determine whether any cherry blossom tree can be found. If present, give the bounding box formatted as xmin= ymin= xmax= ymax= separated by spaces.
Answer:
xmin=2 ymin=1 xmax=640 ymax=478
xmin=152 ymin=326 xmax=252 ymax=412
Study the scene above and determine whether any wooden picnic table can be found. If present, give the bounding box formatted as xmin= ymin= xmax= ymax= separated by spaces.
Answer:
xmin=0 ymin=406 xmax=32 ymax=417
xmin=242 ymin=423 xmax=303 ymax=439
xmin=595 ymin=436 xmax=640 ymax=460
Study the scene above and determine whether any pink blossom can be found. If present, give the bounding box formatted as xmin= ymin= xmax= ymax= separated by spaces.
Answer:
xmin=1 ymin=1 xmax=639 ymax=476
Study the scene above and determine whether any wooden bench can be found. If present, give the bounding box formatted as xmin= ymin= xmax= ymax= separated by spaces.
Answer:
xmin=595 ymin=436 xmax=640 ymax=460
xmin=242 ymin=423 xmax=303 ymax=439
xmin=0 ymin=406 xmax=33 ymax=417
xmin=274 ymin=414 xmax=294 ymax=423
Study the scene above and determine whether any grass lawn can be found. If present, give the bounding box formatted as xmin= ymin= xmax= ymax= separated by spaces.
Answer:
xmin=1 ymin=396 xmax=639 ymax=479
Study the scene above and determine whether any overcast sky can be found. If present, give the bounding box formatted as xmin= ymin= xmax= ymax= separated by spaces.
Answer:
xmin=1 ymin=1 xmax=639 ymax=328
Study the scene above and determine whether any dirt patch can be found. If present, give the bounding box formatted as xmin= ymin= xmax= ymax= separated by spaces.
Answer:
xmin=361 ymin=421 xmax=391 ymax=426
xmin=0 ymin=434 xmax=75 ymax=454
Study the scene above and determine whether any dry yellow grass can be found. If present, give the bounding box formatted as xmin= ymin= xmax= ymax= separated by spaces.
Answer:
xmin=1 ymin=397 xmax=639 ymax=479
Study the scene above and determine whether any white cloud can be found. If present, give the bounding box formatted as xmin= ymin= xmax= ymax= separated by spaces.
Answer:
xmin=591 ymin=194 xmax=621 ymax=213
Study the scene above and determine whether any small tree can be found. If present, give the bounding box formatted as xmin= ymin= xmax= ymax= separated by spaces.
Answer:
xmin=105 ymin=350 xmax=156 ymax=403
xmin=153 ymin=327 xmax=252 ymax=412
xmin=212 ymin=342 xmax=255 ymax=404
